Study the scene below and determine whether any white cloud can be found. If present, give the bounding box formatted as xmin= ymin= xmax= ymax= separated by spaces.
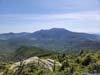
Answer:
xmin=0 ymin=11 xmax=100 ymax=21
xmin=0 ymin=11 xmax=100 ymax=33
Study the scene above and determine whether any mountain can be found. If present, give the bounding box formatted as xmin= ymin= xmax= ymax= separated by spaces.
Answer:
xmin=0 ymin=46 xmax=56 ymax=62
xmin=0 ymin=32 xmax=30 ymax=40
xmin=0 ymin=28 xmax=100 ymax=53
xmin=13 ymin=46 xmax=55 ymax=61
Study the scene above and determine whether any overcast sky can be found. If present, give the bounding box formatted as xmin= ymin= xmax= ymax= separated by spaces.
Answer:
xmin=0 ymin=0 xmax=100 ymax=33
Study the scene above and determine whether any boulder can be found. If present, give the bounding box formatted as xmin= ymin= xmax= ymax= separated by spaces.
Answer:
xmin=10 ymin=56 xmax=61 ymax=71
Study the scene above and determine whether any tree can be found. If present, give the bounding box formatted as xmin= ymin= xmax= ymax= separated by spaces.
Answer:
xmin=82 ymin=55 xmax=92 ymax=66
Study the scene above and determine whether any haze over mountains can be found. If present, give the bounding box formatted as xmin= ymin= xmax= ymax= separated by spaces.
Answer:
xmin=0 ymin=28 xmax=100 ymax=53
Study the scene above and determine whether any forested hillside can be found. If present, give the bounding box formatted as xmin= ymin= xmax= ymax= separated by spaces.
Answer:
xmin=0 ymin=46 xmax=100 ymax=75
xmin=0 ymin=28 xmax=100 ymax=53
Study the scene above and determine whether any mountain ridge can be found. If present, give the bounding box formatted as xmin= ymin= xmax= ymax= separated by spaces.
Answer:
xmin=0 ymin=28 xmax=100 ymax=52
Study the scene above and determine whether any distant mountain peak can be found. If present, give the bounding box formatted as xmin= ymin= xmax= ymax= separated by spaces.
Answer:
xmin=49 ymin=28 xmax=70 ymax=32
xmin=35 ymin=28 xmax=71 ymax=33
xmin=32 ymin=28 xmax=73 ymax=36
xmin=50 ymin=28 xmax=66 ymax=30
xmin=0 ymin=28 xmax=100 ymax=52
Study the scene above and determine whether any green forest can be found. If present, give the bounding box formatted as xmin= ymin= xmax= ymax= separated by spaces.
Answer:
xmin=0 ymin=46 xmax=100 ymax=75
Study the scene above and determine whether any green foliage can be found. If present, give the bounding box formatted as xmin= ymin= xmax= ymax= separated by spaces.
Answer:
xmin=13 ymin=46 xmax=55 ymax=61
xmin=73 ymin=71 xmax=80 ymax=75
xmin=0 ymin=48 xmax=100 ymax=75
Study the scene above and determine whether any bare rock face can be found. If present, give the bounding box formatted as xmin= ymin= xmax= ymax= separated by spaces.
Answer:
xmin=0 ymin=72 xmax=3 ymax=75
xmin=10 ymin=56 xmax=61 ymax=71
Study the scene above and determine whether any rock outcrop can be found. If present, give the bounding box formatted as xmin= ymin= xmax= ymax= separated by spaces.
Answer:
xmin=10 ymin=56 xmax=61 ymax=71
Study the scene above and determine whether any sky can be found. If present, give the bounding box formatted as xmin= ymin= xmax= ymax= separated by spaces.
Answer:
xmin=0 ymin=0 xmax=100 ymax=33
